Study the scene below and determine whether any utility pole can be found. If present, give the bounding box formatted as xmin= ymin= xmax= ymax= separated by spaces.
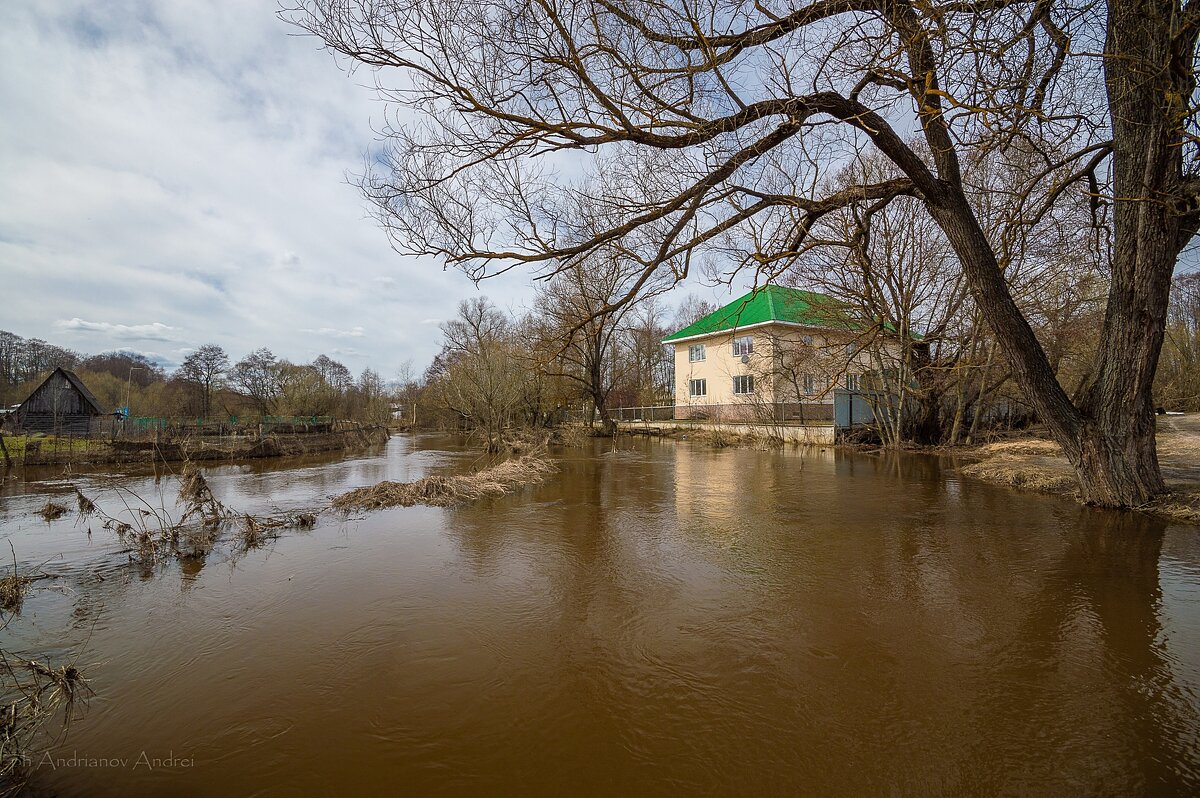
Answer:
xmin=123 ymin=367 xmax=143 ymax=436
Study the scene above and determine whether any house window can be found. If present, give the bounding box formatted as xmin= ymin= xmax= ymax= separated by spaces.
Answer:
xmin=845 ymin=342 xmax=857 ymax=356
xmin=689 ymin=379 xmax=707 ymax=398
xmin=732 ymin=335 xmax=753 ymax=356
xmin=802 ymin=374 xmax=815 ymax=395
xmin=846 ymin=374 xmax=860 ymax=391
xmin=800 ymin=334 xmax=814 ymax=346
xmin=688 ymin=344 xmax=706 ymax=362
xmin=733 ymin=375 xmax=755 ymax=395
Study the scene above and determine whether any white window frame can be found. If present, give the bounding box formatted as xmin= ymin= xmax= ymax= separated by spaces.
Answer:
xmin=733 ymin=375 xmax=755 ymax=395
xmin=802 ymin=374 xmax=815 ymax=395
xmin=688 ymin=378 xmax=707 ymax=398
xmin=688 ymin=343 xmax=706 ymax=362
xmin=846 ymin=374 xmax=860 ymax=391
xmin=732 ymin=335 xmax=753 ymax=356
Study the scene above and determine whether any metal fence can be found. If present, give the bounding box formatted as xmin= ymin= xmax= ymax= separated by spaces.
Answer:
xmin=119 ymin=415 xmax=337 ymax=437
xmin=608 ymin=402 xmax=837 ymax=424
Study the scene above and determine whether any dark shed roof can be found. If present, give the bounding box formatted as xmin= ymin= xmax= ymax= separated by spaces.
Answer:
xmin=18 ymin=367 xmax=105 ymax=415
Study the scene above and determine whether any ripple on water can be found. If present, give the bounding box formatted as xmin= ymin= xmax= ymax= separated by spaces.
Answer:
xmin=2 ymin=434 xmax=1198 ymax=796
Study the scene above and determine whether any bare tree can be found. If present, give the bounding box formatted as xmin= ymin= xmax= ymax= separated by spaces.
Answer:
xmin=311 ymin=355 xmax=353 ymax=392
xmin=290 ymin=0 xmax=1200 ymax=507
xmin=533 ymin=252 xmax=663 ymax=435
xmin=431 ymin=297 xmax=526 ymax=451
xmin=276 ymin=361 xmax=337 ymax=416
xmin=353 ymin=367 xmax=393 ymax=425
xmin=1156 ymin=272 xmax=1200 ymax=410
xmin=228 ymin=348 xmax=281 ymax=416
xmin=671 ymin=294 xmax=719 ymax=331
xmin=176 ymin=344 xmax=229 ymax=417
xmin=622 ymin=297 xmax=675 ymax=407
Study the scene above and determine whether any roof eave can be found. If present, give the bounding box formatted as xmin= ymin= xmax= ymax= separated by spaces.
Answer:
xmin=663 ymin=319 xmax=837 ymax=345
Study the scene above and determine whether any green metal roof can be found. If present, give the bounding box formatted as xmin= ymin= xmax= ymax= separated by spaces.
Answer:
xmin=663 ymin=285 xmax=852 ymax=343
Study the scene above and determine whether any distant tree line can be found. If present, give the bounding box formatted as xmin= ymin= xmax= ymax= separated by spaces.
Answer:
xmin=412 ymin=269 xmax=709 ymax=450
xmin=0 ymin=332 xmax=395 ymax=425
xmin=5 ymin=261 xmax=1194 ymax=447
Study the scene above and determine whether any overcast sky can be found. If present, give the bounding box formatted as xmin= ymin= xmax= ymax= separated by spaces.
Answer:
xmin=2 ymin=1 xmax=729 ymax=378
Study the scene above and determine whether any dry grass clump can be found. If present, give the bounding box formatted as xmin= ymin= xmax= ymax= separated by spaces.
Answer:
xmin=290 ymin=512 xmax=318 ymax=529
xmin=35 ymin=502 xmax=68 ymax=522
xmin=0 ymin=546 xmax=55 ymax=618
xmin=1145 ymin=488 xmax=1200 ymax=523
xmin=1156 ymin=432 xmax=1200 ymax=461
xmin=548 ymin=425 xmax=591 ymax=448
xmin=0 ymin=575 xmax=30 ymax=616
xmin=0 ymin=652 xmax=91 ymax=795
xmin=501 ymin=428 xmax=551 ymax=453
xmin=74 ymin=489 xmax=96 ymax=518
xmin=975 ymin=439 xmax=1062 ymax=458
xmin=745 ymin=430 xmax=786 ymax=450
xmin=332 ymin=454 xmax=556 ymax=511
xmin=177 ymin=465 xmax=227 ymax=526
xmin=240 ymin=514 xmax=267 ymax=549
xmin=961 ymin=461 xmax=1078 ymax=494
xmin=503 ymin=426 xmax=595 ymax=452
xmin=961 ymin=437 xmax=1077 ymax=496
xmin=682 ymin=427 xmax=784 ymax=450
xmin=238 ymin=510 xmax=319 ymax=548
xmin=703 ymin=429 xmax=734 ymax=448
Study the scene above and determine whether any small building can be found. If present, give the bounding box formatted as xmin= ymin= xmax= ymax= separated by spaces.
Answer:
xmin=663 ymin=285 xmax=895 ymax=422
xmin=13 ymin=367 xmax=107 ymax=434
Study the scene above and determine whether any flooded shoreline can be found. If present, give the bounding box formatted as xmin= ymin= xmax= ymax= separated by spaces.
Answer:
xmin=2 ymin=435 xmax=1199 ymax=795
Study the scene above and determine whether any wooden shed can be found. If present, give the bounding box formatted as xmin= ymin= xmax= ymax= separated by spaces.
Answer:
xmin=15 ymin=367 xmax=106 ymax=434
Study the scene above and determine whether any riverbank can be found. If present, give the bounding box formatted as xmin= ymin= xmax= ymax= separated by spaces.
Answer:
xmin=1 ymin=425 xmax=389 ymax=468
xmin=618 ymin=419 xmax=836 ymax=445
xmin=958 ymin=414 xmax=1200 ymax=522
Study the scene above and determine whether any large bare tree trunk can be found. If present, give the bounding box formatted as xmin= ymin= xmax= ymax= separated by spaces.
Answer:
xmin=920 ymin=1 xmax=1190 ymax=507
xmin=591 ymin=384 xmax=617 ymax=438
xmin=1062 ymin=0 xmax=1183 ymax=505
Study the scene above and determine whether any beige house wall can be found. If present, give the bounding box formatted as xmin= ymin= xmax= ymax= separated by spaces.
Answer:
xmin=673 ymin=329 xmax=776 ymax=411
xmin=671 ymin=323 xmax=900 ymax=411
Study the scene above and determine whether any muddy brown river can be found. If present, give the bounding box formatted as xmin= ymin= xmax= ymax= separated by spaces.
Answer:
xmin=1 ymin=434 xmax=1198 ymax=796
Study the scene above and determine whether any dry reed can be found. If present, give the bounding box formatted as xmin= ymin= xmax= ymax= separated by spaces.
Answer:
xmin=1156 ymin=432 xmax=1200 ymax=461
xmin=0 ymin=576 xmax=29 ymax=616
xmin=35 ymin=502 xmax=68 ymax=522
xmin=332 ymin=454 xmax=556 ymax=511
xmin=548 ymin=425 xmax=591 ymax=448
xmin=975 ymin=439 xmax=1063 ymax=458
xmin=960 ymin=461 xmax=1078 ymax=494
xmin=177 ymin=465 xmax=227 ymax=526
xmin=74 ymin=489 xmax=95 ymax=518
xmin=0 ymin=651 xmax=91 ymax=795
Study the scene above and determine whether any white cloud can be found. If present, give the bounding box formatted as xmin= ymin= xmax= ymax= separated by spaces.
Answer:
xmin=0 ymin=1 xmax=729 ymax=375
xmin=0 ymin=0 xmax=533 ymax=376
xmin=302 ymin=326 xmax=365 ymax=338
xmin=55 ymin=318 xmax=180 ymax=341
xmin=112 ymin=347 xmax=179 ymax=368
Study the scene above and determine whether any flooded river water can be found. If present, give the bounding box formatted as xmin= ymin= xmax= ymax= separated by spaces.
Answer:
xmin=1 ymin=434 xmax=1198 ymax=796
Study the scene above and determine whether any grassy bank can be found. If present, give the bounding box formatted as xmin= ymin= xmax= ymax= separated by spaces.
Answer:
xmin=0 ymin=426 xmax=388 ymax=468
xmin=958 ymin=416 xmax=1200 ymax=523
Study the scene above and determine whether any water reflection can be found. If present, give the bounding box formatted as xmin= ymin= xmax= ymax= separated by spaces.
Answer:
xmin=1 ymin=436 xmax=1196 ymax=795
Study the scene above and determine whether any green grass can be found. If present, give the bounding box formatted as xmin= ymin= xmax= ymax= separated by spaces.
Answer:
xmin=0 ymin=434 xmax=111 ymax=462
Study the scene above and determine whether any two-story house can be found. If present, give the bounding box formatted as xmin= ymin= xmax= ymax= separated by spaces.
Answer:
xmin=663 ymin=285 xmax=889 ymax=422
